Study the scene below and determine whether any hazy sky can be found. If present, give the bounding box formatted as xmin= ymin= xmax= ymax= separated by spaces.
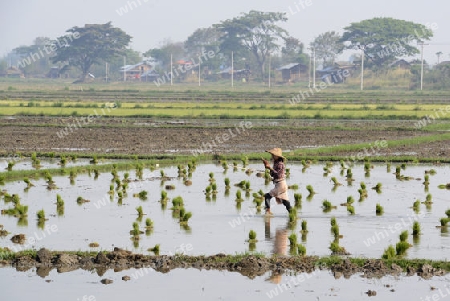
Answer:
xmin=1 ymin=0 xmax=449 ymax=64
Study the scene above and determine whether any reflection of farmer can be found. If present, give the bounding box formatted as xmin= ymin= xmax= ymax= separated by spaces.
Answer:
xmin=262 ymin=148 xmax=291 ymax=214
xmin=265 ymin=218 xmax=288 ymax=284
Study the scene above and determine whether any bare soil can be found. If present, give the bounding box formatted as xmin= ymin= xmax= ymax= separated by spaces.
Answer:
xmin=0 ymin=117 xmax=447 ymax=158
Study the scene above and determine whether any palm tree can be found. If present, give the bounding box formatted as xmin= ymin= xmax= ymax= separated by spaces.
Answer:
xmin=436 ymin=51 xmax=443 ymax=64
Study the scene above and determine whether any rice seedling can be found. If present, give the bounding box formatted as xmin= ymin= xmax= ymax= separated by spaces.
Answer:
xmin=241 ymin=156 xmax=248 ymax=168
xmin=76 ymin=196 xmax=90 ymax=204
xmin=211 ymin=183 xmax=218 ymax=194
xmin=209 ymin=172 xmax=215 ymax=182
xmin=423 ymin=193 xmax=433 ymax=204
xmin=297 ymin=244 xmax=306 ymax=256
xmin=347 ymin=205 xmax=355 ymax=215
xmin=123 ymin=172 xmax=130 ymax=182
xmin=396 ymin=241 xmax=410 ymax=256
xmin=440 ymin=218 xmax=450 ymax=227
xmin=395 ymin=166 xmax=401 ymax=178
xmin=346 ymin=169 xmax=353 ymax=179
xmin=288 ymin=208 xmax=297 ymax=224
xmin=386 ymin=162 xmax=391 ymax=173
xmin=179 ymin=210 xmax=192 ymax=225
xmin=233 ymin=161 xmax=238 ymax=172
xmin=401 ymin=163 xmax=407 ymax=170
xmin=136 ymin=206 xmax=144 ymax=218
xmin=90 ymin=155 xmax=98 ymax=164
xmin=364 ymin=162 xmax=372 ymax=171
xmin=148 ymin=244 xmax=160 ymax=255
xmin=133 ymin=190 xmax=148 ymax=200
xmin=165 ymin=184 xmax=176 ymax=190
xmin=322 ymin=199 xmax=336 ymax=212
xmin=130 ymin=222 xmax=142 ymax=238
xmin=446 ymin=209 xmax=450 ymax=218
xmin=382 ymin=245 xmax=396 ymax=259
xmin=330 ymin=216 xmax=337 ymax=227
xmin=7 ymin=162 xmax=15 ymax=171
xmin=204 ymin=185 xmax=212 ymax=197
xmin=412 ymin=221 xmax=421 ymax=236
xmin=331 ymin=177 xmax=342 ymax=186
xmin=346 ymin=196 xmax=355 ymax=205
xmin=301 ymin=220 xmax=308 ymax=234
xmin=306 ymin=184 xmax=315 ymax=196
xmin=376 ymin=203 xmax=384 ymax=215
xmin=331 ymin=224 xmax=340 ymax=239
xmin=221 ymin=161 xmax=228 ymax=171
xmin=89 ymin=242 xmax=100 ymax=248
xmin=399 ymin=230 xmax=408 ymax=242
xmin=294 ymin=193 xmax=302 ymax=208
xmin=244 ymin=181 xmax=251 ymax=192
xmin=23 ymin=177 xmax=34 ymax=188
xmin=438 ymin=183 xmax=450 ymax=190
xmin=247 ymin=230 xmax=258 ymax=243
xmin=285 ymin=168 xmax=290 ymax=178
xmin=145 ymin=218 xmax=153 ymax=229
xmin=372 ymin=183 xmax=382 ymax=193
xmin=329 ymin=241 xmax=348 ymax=255
xmin=160 ymin=170 xmax=165 ymax=178
xmin=224 ymin=177 xmax=231 ymax=189
xmin=423 ymin=174 xmax=430 ymax=186
xmin=288 ymin=184 xmax=299 ymax=190
xmin=235 ymin=190 xmax=244 ymax=202
xmin=412 ymin=199 xmax=421 ymax=213
xmin=36 ymin=209 xmax=46 ymax=221
xmin=288 ymin=233 xmax=297 ymax=247
xmin=56 ymin=194 xmax=64 ymax=216
xmin=160 ymin=190 xmax=168 ymax=203
xmin=60 ymin=156 xmax=67 ymax=167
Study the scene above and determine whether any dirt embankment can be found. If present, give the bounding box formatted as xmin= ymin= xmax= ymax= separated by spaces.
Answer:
xmin=0 ymin=117 xmax=446 ymax=158
xmin=1 ymin=248 xmax=447 ymax=280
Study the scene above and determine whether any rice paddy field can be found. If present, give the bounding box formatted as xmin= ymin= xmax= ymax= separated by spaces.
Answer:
xmin=1 ymin=78 xmax=450 ymax=300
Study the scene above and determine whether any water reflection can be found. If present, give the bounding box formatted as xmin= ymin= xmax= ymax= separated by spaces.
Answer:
xmin=264 ymin=216 xmax=288 ymax=284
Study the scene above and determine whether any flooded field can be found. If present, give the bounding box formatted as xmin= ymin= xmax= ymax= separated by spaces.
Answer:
xmin=1 ymin=161 xmax=449 ymax=259
xmin=1 ymin=265 xmax=450 ymax=301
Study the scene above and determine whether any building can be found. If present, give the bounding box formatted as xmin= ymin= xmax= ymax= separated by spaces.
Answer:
xmin=277 ymin=63 xmax=308 ymax=82
xmin=120 ymin=61 xmax=154 ymax=81
xmin=389 ymin=59 xmax=411 ymax=69
xmin=0 ymin=66 xmax=24 ymax=78
xmin=317 ymin=62 xmax=356 ymax=84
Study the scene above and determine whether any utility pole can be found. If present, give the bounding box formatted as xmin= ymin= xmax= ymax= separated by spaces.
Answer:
xmin=312 ymin=47 xmax=316 ymax=89
xmin=268 ymin=53 xmax=271 ymax=89
xmin=170 ymin=53 xmax=173 ymax=86
xmin=123 ymin=56 xmax=126 ymax=82
xmin=419 ymin=43 xmax=428 ymax=91
xmin=231 ymin=51 xmax=234 ymax=88
xmin=198 ymin=56 xmax=201 ymax=87
xmin=360 ymin=47 xmax=364 ymax=91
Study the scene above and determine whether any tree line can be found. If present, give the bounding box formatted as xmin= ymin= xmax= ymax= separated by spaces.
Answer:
xmin=3 ymin=12 xmax=447 ymax=86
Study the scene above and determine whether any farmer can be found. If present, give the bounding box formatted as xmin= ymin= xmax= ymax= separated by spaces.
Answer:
xmin=262 ymin=148 xmax=291 ymax=214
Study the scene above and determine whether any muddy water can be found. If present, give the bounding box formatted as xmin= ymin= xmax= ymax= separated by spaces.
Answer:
xmin=1 ymin=162 xmax=450 ymax=259
xmin=1 ymin=266 xmax=450 ymax=301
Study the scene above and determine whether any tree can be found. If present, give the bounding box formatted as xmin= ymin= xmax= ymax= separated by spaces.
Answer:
xmin=341 ymin=17 xmax=433 ymax=68
xmin=144 ymin=39 xmax=184 ymax=67
xmin=185 ymin=27 xmax=221 ymax=57
xmin=436 ymin=51 xmax=443 ymax=64
xmin=52 ymin=22 xmax=132 ymax=81
xmin=215 ymin=10 xmax=288 ymax=79
xmin=311 ymin=31 xmax=343 ymax=67
xmin=14 ymin=37 xmax=53 ymax=75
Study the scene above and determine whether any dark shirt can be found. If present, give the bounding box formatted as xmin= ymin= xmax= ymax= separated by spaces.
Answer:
xmin=270 ymin=159 xmax=285 ymax=181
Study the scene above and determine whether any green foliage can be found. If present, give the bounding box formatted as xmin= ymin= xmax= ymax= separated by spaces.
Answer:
xmin=376 ymin=203 xmax=384 ymax=215
xmin=136 ymin=206 xmax=144 ymax=217
xmin=145 ymin=218 xmax=153 ymax=228
xmin=382 ymin=245 xmax=396 ymax=259
xmin=396 ymin=241 xmax=410 ymax=256
xmin=36 ymin=209 xmax=45 ymax=221
xmin=331 ymin=224 xmax=340 ymax=238
xmin=288 ymin=233 xmax=297 ymax=247
xmin=342 ymin=17 xmax=433 ymax=68
xmin=214 ymin=10 xmax=288 ymax=78
xmin=399 ymin=230 xmax=408 ymax=242
xmin=297 ymin=244 xmax=306 ymax=256
xmin=52 ymin=22 xmax=132 ymax=79
xmin=412 ymin=221 xmax=421 ymax=236
xmin=330 ymin=216 xmax=337 ymax=227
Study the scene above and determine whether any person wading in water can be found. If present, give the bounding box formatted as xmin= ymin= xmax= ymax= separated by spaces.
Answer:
xmin=262 ymin=148 xmax=291 ymax=215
